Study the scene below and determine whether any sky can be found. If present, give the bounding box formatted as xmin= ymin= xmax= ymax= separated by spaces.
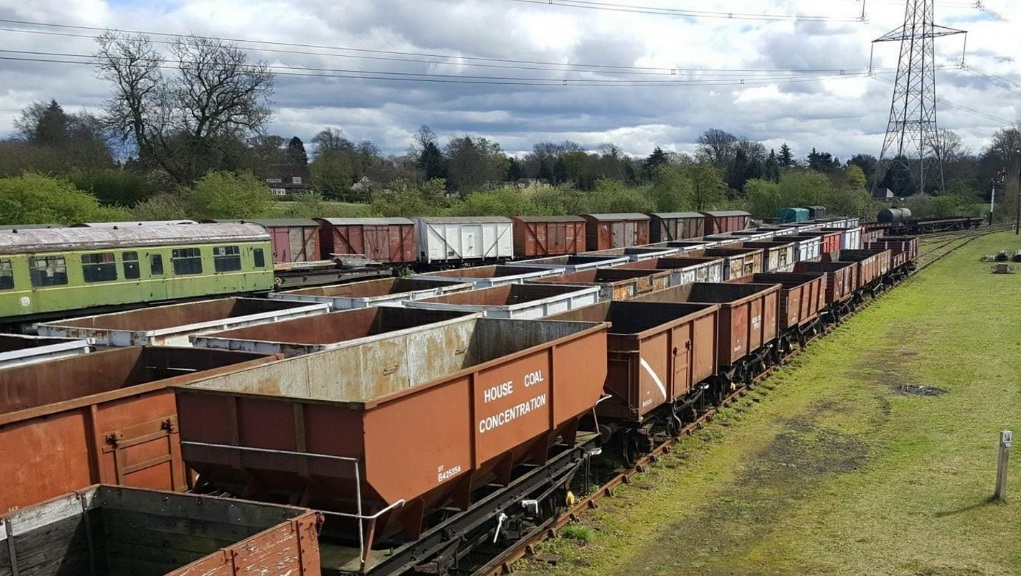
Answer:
xmin=0 ymin=0 xmax=1018 ymax=162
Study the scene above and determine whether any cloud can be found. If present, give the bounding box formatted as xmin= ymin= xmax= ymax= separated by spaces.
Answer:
xmin=0 ymin=0 xmax=1017 ymax=163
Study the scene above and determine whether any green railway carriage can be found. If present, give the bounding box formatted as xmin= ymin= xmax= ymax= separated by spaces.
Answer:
xmin=0 ymin=223 xmax=274 ymax=323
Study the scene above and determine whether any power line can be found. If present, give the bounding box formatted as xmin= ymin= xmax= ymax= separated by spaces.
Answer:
xmin=506 ymin=0 xmax=862 ymax=22
xmin=0 ymin=18 xmax=886 ymax=78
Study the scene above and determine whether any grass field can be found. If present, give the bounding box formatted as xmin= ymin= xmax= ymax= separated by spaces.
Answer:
xmin=517 ymin=231 xmax=1021 ymax=576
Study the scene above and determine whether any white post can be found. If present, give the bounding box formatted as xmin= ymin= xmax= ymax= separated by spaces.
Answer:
xmin=996 ymin=430 xmax=1012 ymax=502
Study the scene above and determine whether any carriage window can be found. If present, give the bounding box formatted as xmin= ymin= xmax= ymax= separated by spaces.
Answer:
xmin=0 ymin=259 xmax=13 ymax=290
xmin=150 ymin=254 xmax=164 ymax=276
xmin=82 ymin=252 xmax=118 ymax=283
xmin=171 ymin=248 xmax=203 ymax=275
xmin=122 ymin=251 xmax=140 ymax=279
xmin=213 ymin=245 xmax=242 ymax=272
xmin=29 ymin=256 xmax=68 ymax=287
xmin=253 ymin=248 xmax=266 ymax=268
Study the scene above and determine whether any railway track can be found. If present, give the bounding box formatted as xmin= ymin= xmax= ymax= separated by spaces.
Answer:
xmin=471 ymin=229 xmax=984 ymax=576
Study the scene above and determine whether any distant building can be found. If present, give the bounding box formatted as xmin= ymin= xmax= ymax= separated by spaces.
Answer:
xmin=265 ymin=165 xmax=310 ymax=196
xmin=515 ymin=178 xmax=551 ymax=189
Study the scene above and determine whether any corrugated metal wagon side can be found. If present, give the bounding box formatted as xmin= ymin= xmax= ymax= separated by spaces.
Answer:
xmin=0 ymin=347 xmax=277 ymax=514
xmin=0 ymin=485 xmax=321 ymax=575
xmin=175 ymin=317 xmax=608 ymax=563
xmin=511 ymin=216 xmax=587 ymax=258
xmin=316 ymin=217 xmax=417 ymax=265
xmin=581 ymin=213 xmax=651 ymax=251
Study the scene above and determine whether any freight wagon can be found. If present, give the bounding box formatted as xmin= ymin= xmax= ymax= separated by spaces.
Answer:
xmin=0 ymin=333 xmax=93 ymax=369
xmin=208 ymin=218 xmax=321 ymax=263
xmin=0 ymin=346 xmax=275 ymax=513
xmin=515 ymin=253 xmax=630 ymax=272
xmin=37 ymin=297 xmax=330 ymax=347
xmin=701 ymin=210 xmax=752 ymax=235
xmin=175 ymin=317 xmax=608 ymax=557
xmin=530 ymin=267 xmax=672 ymax=301
xmin=404 ymin=283 xmax=601 ymax=318
xmin=648 ymin=212 xmax=705 ymax=242
xmin=269 ymin=277 xmax=473 ymax=309
xmin=317 ymin=217 xmax=417 ymax=265
xmin=415 ymin=216 xmax=514 ymax=266
xmin=582 ymin=213 xmax=651 ymax=251
xmin=512 ymin=216 xmax=587 ymax=258
xmin=412 ymin=264 xmax=563 ymax=287
xmin=0 ymin=485 xmax=321 ymax=576
xmin=613 ymin=256 xmax=726 ymax=286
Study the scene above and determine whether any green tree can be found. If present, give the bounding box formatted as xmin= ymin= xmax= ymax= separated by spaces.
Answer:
xmin=131 ymin=194 xmax=189 ymax=220
xmin=778 ymin=170 xmax=830 ymax=207
xmin=743 ymin=178 xmax=783 ymax=219
xmin=0 ymin=173 xmax=131 ymax=225
xmin=181 ymin=171 xmax=272 ymax=219
xmin=70 ymin=169 xmax=156 ymax=206
xmin=681 ymin=163 xmax=727 ymax=210
xmin=586 ymin=179 xmax=655 ymax=213
xmin=845 ymin=164 xmax=867 ymax=190
xmin=778 ymin=143 xmax=795 ymax=168
xmin=649 ymin=165 xmax=694 ymax=211
xmin=286 ymin=137 xmax=308 ymax=167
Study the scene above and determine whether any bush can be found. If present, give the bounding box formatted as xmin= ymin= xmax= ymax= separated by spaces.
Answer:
xmin=131 ymin=194 xmax=189 ymax=221
xmin=70 ymin=169 xmax=156 ymax=206
xmin=181 ymin=171 xmax=273 ymax=220
xmin=0 ymin=172 xmax=132 ymax=225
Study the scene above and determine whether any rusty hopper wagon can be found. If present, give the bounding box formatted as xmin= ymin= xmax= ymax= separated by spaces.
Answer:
xmin=0 ymin=333 xmax=94 ymax=369
xmin=412 ymin=264 xmax=564 ymax=288
xmin=175 ymin=317 xmax=608 ymax=561
xmin=269 ymin=277 xmax=473 ymax=309
xmin=0 ymin=347 xmax=276 ymax=514
xmin=727 ymin=273 xmax=827 ymax=351
xmin=824 ymin=249 xmax=892 ymax=295
xmin=738 ymin=241 xmax=796 ymax=273
xmin=515 ymin=253 xmax=630 ymax=272
xmin=581 ymin=245 xmax=680 ymax=261
xmin=0 ymin=485 xmax=322 ymax=576
xmin=404 ymin=283 xmax=601 ymax=319
xmin=36 ymin=297 xmax=330 ymax=347
xmin=613 ymin=256 xmax=726 ymax=286
xmin=634 ymin=282 xmax=780 ymax=387
xmin=687 ymin=247 xmax=764 ymax=281
xmin=547 ymin=301 xmax=719 ymax=446
xmin=793 ymin=260 xmax=859 ymax=321
xmin=530 ymin=268 xmax=672 ymax=301
xmin=192 ymin=307 xmax=480 ymax=356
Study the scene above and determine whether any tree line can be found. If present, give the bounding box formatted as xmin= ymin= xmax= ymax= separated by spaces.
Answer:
xmin=0 ymin=31 xmax=1014 ymax=226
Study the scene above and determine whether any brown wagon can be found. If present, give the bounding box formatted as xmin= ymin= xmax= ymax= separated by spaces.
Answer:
xmin=634 ymin=282 xmax=780 ymax=386
xmin=512 ymin=216 xmax=587 ymax=258
xmin=700 ymin=210 xmax=751 ymax=235
xmin=685 ymin=247 xmax=764 ymax=280
xmin=581 ymin=213 xmax=651 ymax=251
xmin=175 ymin=317 xmax=608 ymax=558
xmin=727 ymin=273 xmax=827 ymax=351
xmin=0 ymin=485 xmax=321 ymax=575
xmin=0 ymin=347 xmax=276 ymax=514
xmin=531 ymin=267 xmax=672 ymax=301
xmin=612 ymin=256 xmax=726 ymax=286
xmin=823 ymin=249 xmax=892 ymax=294
xmin=794 ymin=260 xmax=859 ymax=321
xmin=547 ymin=301 xmax=719 ymax=434
xmin=316 ymin=217 xmax=417 ymax=265
xmin=647 ymin=212 xmax=705 ymax=242
xmin=739 ymin=240 xmax=796 ymax=273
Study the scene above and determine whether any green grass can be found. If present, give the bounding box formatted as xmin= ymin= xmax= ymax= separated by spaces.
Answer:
xmin=516 ymin=232 xmax=1021 ymax=576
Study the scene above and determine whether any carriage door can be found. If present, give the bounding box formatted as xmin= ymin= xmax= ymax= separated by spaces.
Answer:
xmin=272 ymin=228 xmax=291 ymax=263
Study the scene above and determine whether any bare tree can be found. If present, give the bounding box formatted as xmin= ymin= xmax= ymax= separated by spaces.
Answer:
xmin=929 ymin=129 xmax=968 ymax=164
xmin=95 ymin=31 xmax=274 ymax=183
xmin=697 ymin=128 xmax=738 ymax=168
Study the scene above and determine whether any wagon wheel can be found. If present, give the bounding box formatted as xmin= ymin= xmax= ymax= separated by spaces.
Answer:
xmin=623 ymin=435 xmax=641 ymax=467
xmin=665 ymin=412 xmax=682 ymax=437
